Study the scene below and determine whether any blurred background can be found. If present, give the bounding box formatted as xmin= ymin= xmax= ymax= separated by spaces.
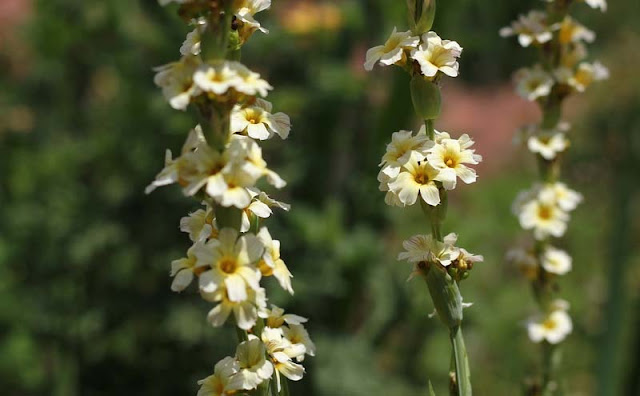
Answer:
xmin=1 ymin=0 xmax=639 ymax=395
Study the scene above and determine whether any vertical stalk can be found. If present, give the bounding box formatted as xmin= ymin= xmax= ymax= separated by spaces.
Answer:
xmin=451 ymin=326 xmax=471 ymax=395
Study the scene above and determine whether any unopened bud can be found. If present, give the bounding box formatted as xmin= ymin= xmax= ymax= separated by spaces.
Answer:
xmin=410 ymin=75 xmax=441 ymax=120
xmin=407 ymin=0 xmax=436 ymax=35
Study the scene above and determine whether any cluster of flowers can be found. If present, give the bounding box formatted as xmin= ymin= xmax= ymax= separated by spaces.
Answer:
xmin=501 ymin=3 xmax=609 ymax=104
xmin=149 ymin=1 xmax=314 ymax=394
xmin=197 ymin=307 xmax=315 ymax=395
xmin=502 ymin=0 xmax=607 ymax=345
xmin=365 ymin=27 xmax=483 ymax=278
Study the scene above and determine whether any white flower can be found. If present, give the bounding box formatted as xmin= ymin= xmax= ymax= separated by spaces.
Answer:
xmin=261 ymin=327 xmax=306 ymax=391
xmin=559 ymin=17 xmax=595 ymax=44
xmin=154 ymin=56 xmax=202 ymax=110
xmin=257 ymin=227 xmax=294 ymax=294
xmin=379 ymin=128 xmax=432 ymax=179
xmin=427 ymin=134 xmax=481 ymax=189
xmin=527 ymin=132 xmax=569 ymax=160
xmin=265 ymin=305 xmax=308 ymax=328
xmin=514 ymin=66 xmax=554 ymax=101
xmin=231 ymin=62 xmax=273 ymax=97
xmin=233 ymin=0 xmax=271 ymax=33
xmin=517 ymin=188 xmax=569 ymax=240
xmin=364 ymin=27 xmax=419 ymax=71
xmin=454 ymin=247 xmax=484 ymax=270
xmin=204 ymin=286 xmax=267 ymax=330
xmin=547 ymin=182 xmax=583 ymax=211
xmin=145 ymin=125 xmax=206 ymax=194
xmin=398 ymin=233 xmax=459 ymax=267
xmin=411 ymin=31 xmax=463 ymax=78
xmin=555 ymin=61 xmax=609 ymax=92
xmin=282 ymin=324 xmax=316 ymax=362
xmin=180 ymin=18 xmax=207 ymax=56
xmin=170 ymin=242 xmax=209 ymax=292
xmin=240 ymin=189 xmax=290 ymax=232
xmin=197 ymin=356 xmax=243 ymax=396
xmin=234 ymin=336 xmax=274 ymax=390
xmin=527 ymin=307 xmax=573 ymax=344
xmin=231 ymin=99 xmax=291 ymax=140
xmin=584 ymin=0 xmax=607 ymax=11
xmin=500 ymin=11 xmax=558 ymax=47
xmin=541 ymin=246 xmax=572 ymax=275
xmin=387 ymin=151 xmax=452 ymax=206
xmin=195 ymin=228 xmax=263 ymax=302
xmin=180 ymin=204 xmax=217 ymax=242
xmin=194 ymin=62 xmax=244 ymax=95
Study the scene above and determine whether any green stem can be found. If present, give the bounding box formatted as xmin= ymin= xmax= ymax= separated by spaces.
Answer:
xmin=280 ymin=377 xmax=290 ymax=396
xmin=451 ymin=326 xmax=472 ymax=396
xmin=425 ymin=118 xmax=435 ymax=140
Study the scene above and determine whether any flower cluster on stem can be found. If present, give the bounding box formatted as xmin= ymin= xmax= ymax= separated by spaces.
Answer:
xmin=502 ymin=0 xmax=608 ymax=394
xmin=149 ymin=1 xmax=314 ymax=394
xmin=365 ymin=1 xmax=483 ymax=394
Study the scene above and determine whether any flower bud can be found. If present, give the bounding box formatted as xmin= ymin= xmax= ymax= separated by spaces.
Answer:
xmin=410 ymin=75 xmax=441 ymax=120
xmin=407 ymin=0 xmax=436 ymax=35
xmin=425 ymin=266 xmax=463 ymax=329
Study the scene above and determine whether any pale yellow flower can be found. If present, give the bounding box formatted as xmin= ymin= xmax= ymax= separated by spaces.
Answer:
xmin=427 ymin=135 xmax=481 ymax=189
xmin=196 ymin=357 xmax=242 ymax=396
xmin=261 ymin=327 xmax=306 ymax=391
xmin=234 ymin=336 xmax=274 ymax=390
xmin=527 ymin=305 xmax=573 ymax=344
xmin=388 ymin=151 xmax=450 ymax=206
xmin=411 ymin=31 xmax=463 ymax=78
xmin=514 ymin=66 xmax=554 ymax=101
xmin=257 ymin=227 xmax=294 ymax=294
xmin=231 ymin=99 xmax=290 ymax=140
xmin=500 ymin=11 xmax=558 ymax=47
xmin=364 ymin=27 xmax=419 ymax=71
xmin=541 ymin=246 xmax=572 ymax=275
xmin=153 ymin=56 xmax=202 ymax=110
xmin=194 ymin=228 xmax=263 ymax=302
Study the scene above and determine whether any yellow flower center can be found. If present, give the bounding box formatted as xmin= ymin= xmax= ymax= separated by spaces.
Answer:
xmin=414 ymin=171 xmax=430 ymax=185
xmin=219 ymin=258 xmax=237 ymax=274
xmin=542 ymin=318 xmax=557 ymax=330
xmin=538 ymin=205 xmax=552 ymax=220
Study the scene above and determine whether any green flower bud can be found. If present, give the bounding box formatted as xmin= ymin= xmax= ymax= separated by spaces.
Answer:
xmin=410 ymin=75 xmax=441 ymax=120
xmin=425 ymin=266 xmax=463 ymax=329
xmin=407 ymin=0 xmax=436 ymax=35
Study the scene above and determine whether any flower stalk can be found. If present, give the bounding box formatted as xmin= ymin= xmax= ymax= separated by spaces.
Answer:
xmin=501 ymin=0 xmax=608 ymax=394
xmin=365 ymin=1 xmax=483 ymax=394
xmin=149 ymin=1 xmax=315 ymax=395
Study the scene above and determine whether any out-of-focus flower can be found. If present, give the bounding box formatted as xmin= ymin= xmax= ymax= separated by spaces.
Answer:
xmin=514 ymin=66 xmax=554 ymax=101
xmin=500 ymin=11 xmax=558 ymax=47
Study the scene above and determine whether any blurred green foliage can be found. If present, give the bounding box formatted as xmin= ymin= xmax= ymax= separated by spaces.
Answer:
xmin=0 ymin=0 xmax=639 ymax=395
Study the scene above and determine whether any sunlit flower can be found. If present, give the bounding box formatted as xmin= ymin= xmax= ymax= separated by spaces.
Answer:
xmin=265 ymin=305 xmax=308 ymax=328
xmin=170 ymin=242 xmax=209 ymax=292
xmin=379 ymin=129 xmax=432 ymax=179
xmin=196 ymin=357 xmax=242 ymax=396
xmin=204 ymin=286 xmax=267 ymax=330
xmin=541 ymin=246 xmax=572 ymax=275
xmin=257 ymin=227 xmax=294 ymax=294
xmin=527 ymin=305 xmax=573 ymax=344
xmin=180 ymin=204 xmax=217 ymax=242
xmin=233 ymin=0 xmax=271 ymax=33
xmin=398 ymin=233 xmax=459 ymax=267
xmin=427 ymin=134 xmax=481 ymax=189
xmin=231 ymin=99 xmax=291 ymax=140
xmin=500 ymin=11 xmax=558 ymax=47
xmin=282 ymin=324 xmax=316 ymax=362
xmin=261 ymin=327 xmax=306 ymax=391
xmin=234 ymin=336 xmax=274 ymax=390
xmin=453 ymin=247 xmax=484 ymax=271
xmin=231 ymin=62 xmax=273 ymax=97
xmin=194 ymin=62 xmax=244 ymax=96
xmin=388 ymin=151 xmax=452 ymax=206
xmin=514 ymin=66 xmax=554 ymax=101
xmin=411 ymin=31 xmax=463 ymax=78
xmin=195 ymin=228 xmax=263 ymax=301
xmin=240 ymin=189 xmax=290 ymax=232
xmin=364 ymin=27 xmax=419 ymax=71
xmin=145 ymin=125 xmax=206 ymax=194
xmin=583 ymin=0 xmax=607 ymax=12
xmin=154 ymin=56 xmax=202 ymax=110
